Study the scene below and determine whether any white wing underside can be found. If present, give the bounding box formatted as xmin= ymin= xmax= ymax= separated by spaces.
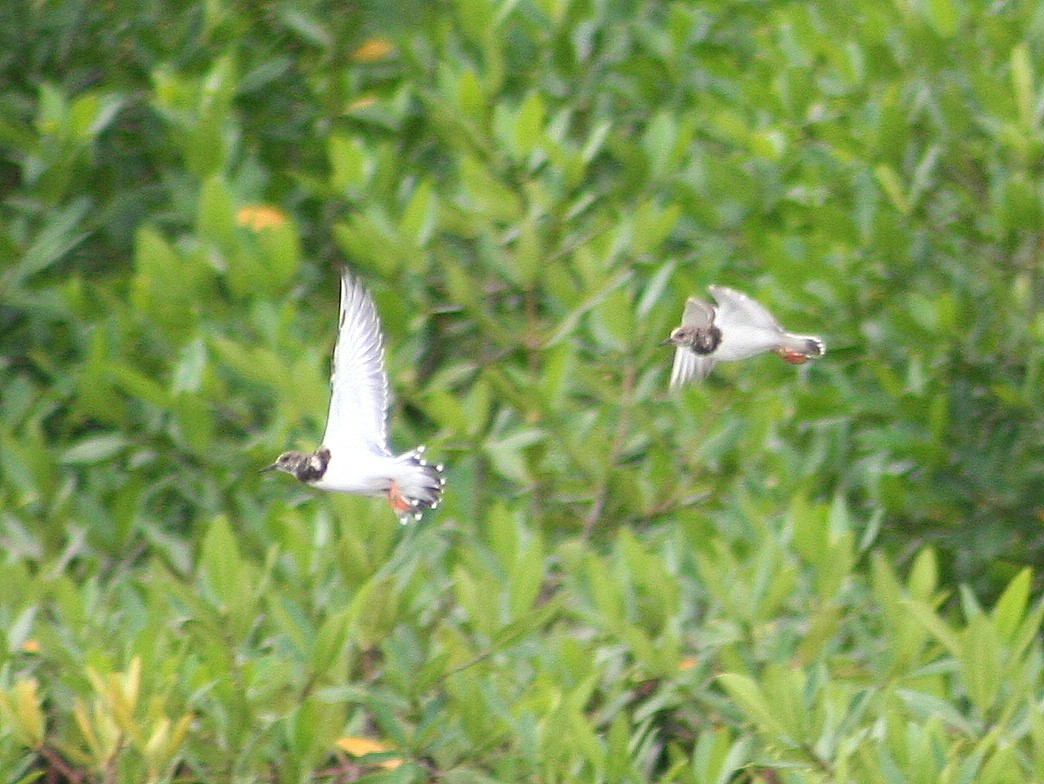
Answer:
xmin=320 ymin=273 xmax=391 ymax=458
xmin=680 ymin=296 xmax=715 ymax=329
xmin=708 ymin=285 xmax=786 ymax=361
xmin=709 ymin=285 xmax=782 ymax=332
xmin=670 ymin=348 xmax=714 ymax=386
xmin=670 ymin=296 xmax=716 ymax=386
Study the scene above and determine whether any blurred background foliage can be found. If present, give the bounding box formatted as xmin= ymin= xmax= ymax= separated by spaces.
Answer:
xmin=1 ymin=0 xmax=1043 ymax=781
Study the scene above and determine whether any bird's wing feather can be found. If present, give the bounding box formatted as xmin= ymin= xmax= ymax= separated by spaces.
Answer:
xmin=670 ymin=346 xmax=714 ymax=387
xmin=321 ymin=272 xmax=391 ymax=456
xmin=708 ymin=285 xmax=782 ymax=332
xmin=681 ymin=296 xmax=715 ymax=328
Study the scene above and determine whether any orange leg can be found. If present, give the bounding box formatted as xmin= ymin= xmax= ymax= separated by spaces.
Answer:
xmin=388 ymin=481 xmax=414 ymax=514
xmin=777 ymin=348 xmax=810 ymax=364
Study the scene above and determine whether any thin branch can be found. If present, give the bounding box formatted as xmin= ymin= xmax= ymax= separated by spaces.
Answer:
xmin=39 ymin=745 xmax=85 ymax=784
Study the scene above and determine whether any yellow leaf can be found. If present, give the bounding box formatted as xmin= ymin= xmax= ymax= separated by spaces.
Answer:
xmin=73 ymin=699 xmax=103 ymax=759
xmin=352 ymin=38 xmax=394 ymax=62
xmin=13 ymin=678 xmax=45 ymax=748
xmin=236 ymin=204 xmax=288 ymax=231
xmin=336 ymin=736 xmax=403 ymax=770
xmin=347 ymin=95 xmax=377 ymax=110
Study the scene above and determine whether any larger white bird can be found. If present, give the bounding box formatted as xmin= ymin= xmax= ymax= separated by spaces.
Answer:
xmin=264 ymin=271 xmax=444 ymax=523
xmin=663 ymin=284 xmax=825 ymax=388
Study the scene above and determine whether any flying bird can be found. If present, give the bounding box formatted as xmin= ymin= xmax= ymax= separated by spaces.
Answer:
xmin=264 ymin=271 xmax=444 ymax=523
xmin=663 ymin=284 xmax=824 ymax=388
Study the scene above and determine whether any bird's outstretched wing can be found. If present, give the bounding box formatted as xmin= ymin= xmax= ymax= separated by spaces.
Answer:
xmin=670 ymin=296 xmax=716 ymax=387
xmin=708 ymin=285 xmax=782 ymax=332
xmin=321 ymin=272 xmax=391 ymax=456
xmin=670 ymin=347 xmax=714 ymax=387
xmin=680 ymin=296 xmax=715 ymax=328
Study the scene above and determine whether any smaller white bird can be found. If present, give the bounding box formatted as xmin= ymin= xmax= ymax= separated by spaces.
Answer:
xmin=663 ymin=284 xmax=825 ymax=388
xmin=264 ymin=271 xmax=444 ymax=523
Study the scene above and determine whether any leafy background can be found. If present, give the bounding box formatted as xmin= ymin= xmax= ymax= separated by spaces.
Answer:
xmin=1 ymin=0 xmax=1042 ymax=781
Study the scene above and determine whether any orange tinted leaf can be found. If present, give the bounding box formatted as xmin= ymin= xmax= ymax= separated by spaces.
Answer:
xmin=352 ymin=38 xmax=394 ymax=62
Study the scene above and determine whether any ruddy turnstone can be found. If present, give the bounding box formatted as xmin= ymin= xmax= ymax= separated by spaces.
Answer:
xmin=663 ymin=284 xmax=824 ymax=388
xmin=264 ymin=271 xmax=444 ymax=523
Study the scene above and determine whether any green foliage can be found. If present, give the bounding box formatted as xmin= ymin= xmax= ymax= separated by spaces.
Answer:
xmin=1 ymin=0 xmax=1042 ymax=780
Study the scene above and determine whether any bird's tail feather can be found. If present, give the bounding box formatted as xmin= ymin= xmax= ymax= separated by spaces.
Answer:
xmin=390 ymin=446 xmax=445 ymax=523
xmin=779 ymin=332 xmax=825 ymax=359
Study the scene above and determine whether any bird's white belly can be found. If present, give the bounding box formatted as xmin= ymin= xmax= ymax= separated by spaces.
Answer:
xmin=310 ymin=450 xmax=393 ymax=495
xmin=714 ymin=325 xmax=782 ymax=361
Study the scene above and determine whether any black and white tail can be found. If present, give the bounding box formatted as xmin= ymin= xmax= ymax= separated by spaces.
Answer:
xmin=780 ymin=332 xmax=826 ymax=358
xmin=390 ymin=446 xmax=445 ymax=523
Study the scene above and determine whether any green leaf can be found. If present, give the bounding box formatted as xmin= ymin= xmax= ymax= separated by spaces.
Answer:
xmin=894 ymin=690 xmax=977 ymax=736
xmin=198 ymin=175 xmax=238 ymax=254
xmin=508 ymin=534 xmax=545 ymax=619
xmin=874 ymin=164 xmax=910 ymax=214
xmin=172 ymin=395 xmax=214 ymax=454
xmin=978 ymin=743 xmax=1021 ymax=784
xmin=210 ymin=336 xmax=290 ymax=388
xmin=254 ymin=219 xmax=300 ymax=293
xmin=328 ymin=134 xmax=372 ymax=195
xmin=514 ymin=92 xmax=545 ymax=155
xmin=172 ymin=337 xmax=207 ymax=394
xmin=903 ymin=598 xmax=960 ymax=655
xmin=451 ymin=566 xmax=497 ymax=638
xmin=690 ymin=727 xmax=750 ymax=784
xmin=453 ymin=0 xmax=497 ymax=47
xmin=59 ymin=434 xmax=128 ymax=464
xmin=275 ymin=7 xmax=333 ymax=48
xmin=791 ymin=494 xmax=828 ymax=564
xmin=991 ymin=567 xmax=1030 ymax=643
xmin=512 ymin=217 xmax=542 ymax=286
xmin=311 ymin=609 xmax=351 ymax=675
xmin=484 ymin=427 xmax=544 ymax=484
xmin=68 ymin=91 xmax=123 ymax=142
xmin=959 ymin=612 xmax=1002 ymax=716
xmin=925 ymin=0 xmax=958 ymax=37
xmin=458 ymin=155 xmax=522 ymax=221
xmin=604 ymin=712 xmax=633 ymax=783
xmin=631 ymin=200 xmax=680 ymax=257
xmin=589 ymin=283 xmax=633 ymax=351
xmin=1010 ymin=44 xmax=1034 ymax=130
xmin=15 ymin=198 xmax=92 ymax=284
xmin=399 ymin=180 xmax=438 ymax=249
xmin=109 ymin=363 xmax=172 ymax=408
xmin=906 ymin=548 xmax=938 ymax=600
xmin=716 ymin=673 xmax=790 ymax=739
xmin=199 ymin=515 xmax=247 ymax=614
xmin=454 ymin=68 xmax=486 ymax=117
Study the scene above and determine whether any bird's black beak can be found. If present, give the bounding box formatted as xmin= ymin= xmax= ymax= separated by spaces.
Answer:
xmin=659 ymin=337 xmax=675 ymax=347
xmin=260 ymin=463 xmax=278 ymax=473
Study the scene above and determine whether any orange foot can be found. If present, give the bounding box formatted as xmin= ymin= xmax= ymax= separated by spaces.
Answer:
xmin=777 ymin=348 xmax=811 ymax=364
xmin=388 ymin=481 xmax=414 ymax=515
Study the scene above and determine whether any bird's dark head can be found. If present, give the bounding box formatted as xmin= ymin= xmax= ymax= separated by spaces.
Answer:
xmin=661 ymin=325 xmax=721 ymax=355
xmin=262 ymin=450 xmax=309 ymax=476
xmin=660 ymin=326 xmax=689 ymax=347
xmin=262 ymin=448 xmax=330 ymax=483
